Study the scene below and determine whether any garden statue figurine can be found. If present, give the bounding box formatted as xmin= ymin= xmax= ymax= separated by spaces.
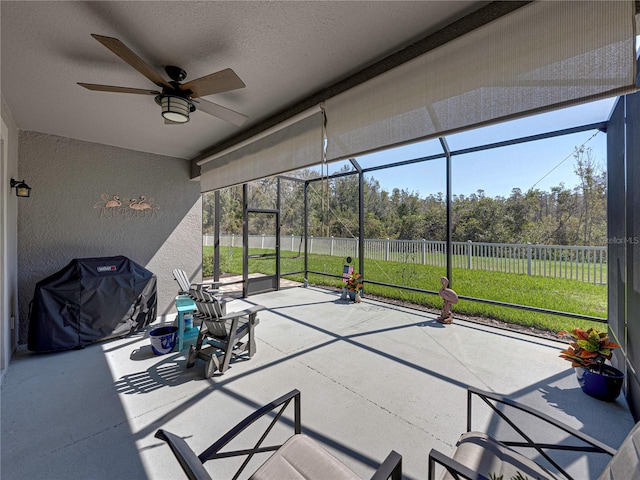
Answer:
xmin=437 ymin=276 xmax=458 ymax=324
xmin=341 ymin=287 xmax=348 ymax=300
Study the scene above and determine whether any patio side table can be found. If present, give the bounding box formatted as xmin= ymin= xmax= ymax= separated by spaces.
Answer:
xmin=175 ymin=295 xmax=197 ymax=352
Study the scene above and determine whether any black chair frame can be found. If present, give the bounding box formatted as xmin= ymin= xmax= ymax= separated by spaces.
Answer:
xmin=428 ymin=386 xmax=616 ymax=480
xmin=157 ymin=389 xmax=402 ymax=480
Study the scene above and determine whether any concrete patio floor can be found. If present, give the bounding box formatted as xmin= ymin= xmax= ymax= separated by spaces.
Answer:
xmin=1 ymin=286 xmax=635 ymax=480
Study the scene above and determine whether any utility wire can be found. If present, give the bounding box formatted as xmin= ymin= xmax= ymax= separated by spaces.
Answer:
xmin=529 ymin=130 xmax=600 ymax=191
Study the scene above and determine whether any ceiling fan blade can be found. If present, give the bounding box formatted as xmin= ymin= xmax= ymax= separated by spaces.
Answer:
xmin=91 ymin=34 xmax=172 ymax=89
xmin=78 ymin=83 xmax=160 ymax=95
xmin=196 ymin=99 xmax=249 ymax=126
xmin=181 ymin=68 xmax=245 ymax=98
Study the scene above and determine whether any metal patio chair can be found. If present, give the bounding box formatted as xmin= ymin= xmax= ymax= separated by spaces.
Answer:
xmin=428 ymin=386 xmax=640 ymax=480
xmin=156 ymin=389 xmax=402 ymax=480
xmin=186 ymin=289 xmax=264 ymax=377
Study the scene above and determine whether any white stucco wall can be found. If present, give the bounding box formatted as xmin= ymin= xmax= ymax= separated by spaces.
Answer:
xmin=17 ymin=132 xmax=202 ymax=344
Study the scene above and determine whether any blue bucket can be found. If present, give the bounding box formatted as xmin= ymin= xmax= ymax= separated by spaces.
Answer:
xmin=149 ymin=326 xmax=178 ymax=355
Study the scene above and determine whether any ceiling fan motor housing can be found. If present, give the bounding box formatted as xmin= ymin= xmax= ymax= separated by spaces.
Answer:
xmin=165 ymin=65 xmax=187 ymax=83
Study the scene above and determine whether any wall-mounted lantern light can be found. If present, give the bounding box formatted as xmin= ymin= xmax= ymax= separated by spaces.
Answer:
xmin=10 ymin=179 xmax=32 ymax=198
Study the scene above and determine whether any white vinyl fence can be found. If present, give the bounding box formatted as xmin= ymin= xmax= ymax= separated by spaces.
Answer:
xmin=204 ymin=234 xmax=607 ymax=284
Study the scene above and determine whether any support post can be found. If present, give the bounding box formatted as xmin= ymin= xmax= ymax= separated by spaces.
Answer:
xmin=242 ymin=183 xmax=249 ymax=297
xmin=440 ymin=137 xmax=453 ymax=286
xmin=356 ymin=161 xmax=365 ymax=289
xmin=304 ymin=181 xmax=309 ymax=287
xmin=214 ymin=190 xmax=220 ymax=282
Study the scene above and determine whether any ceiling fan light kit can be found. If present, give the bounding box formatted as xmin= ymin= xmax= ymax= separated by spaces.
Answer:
xmin=158 ymin=95 xmax=191 ymax=123
xmin=78 ymin=34 xmax=248 ymax=126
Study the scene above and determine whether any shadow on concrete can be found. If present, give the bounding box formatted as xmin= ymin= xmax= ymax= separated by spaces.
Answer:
xmin=2 ymin=287 xmax=635 ymax=480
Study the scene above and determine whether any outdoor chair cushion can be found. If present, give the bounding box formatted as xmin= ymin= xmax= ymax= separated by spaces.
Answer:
xmin=597 ymin=421 xmax=640 ymax=480
xmin=249 ymin=434 xmax=362 ymax=480
xmin=441 ymin=432 xmax=561 ymax=480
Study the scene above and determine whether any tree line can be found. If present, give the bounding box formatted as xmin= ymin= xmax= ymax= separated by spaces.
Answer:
xmin=203 ymin=146 xmax=607 ymax=247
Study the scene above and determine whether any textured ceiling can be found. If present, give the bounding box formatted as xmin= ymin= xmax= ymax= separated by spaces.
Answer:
xmin=1 ymin=1 xmax=484 ymax=160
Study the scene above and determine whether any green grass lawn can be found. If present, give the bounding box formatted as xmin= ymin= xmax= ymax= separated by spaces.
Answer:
xmin=205 ymin=246 xmax=606 ymax=334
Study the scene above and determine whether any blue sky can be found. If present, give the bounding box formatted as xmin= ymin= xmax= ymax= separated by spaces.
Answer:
xmin=319 ymin=97 xmax=615 ymax=199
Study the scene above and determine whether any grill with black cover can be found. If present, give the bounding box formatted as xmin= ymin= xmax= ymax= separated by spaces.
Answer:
xmin=28 ymin=255 xmax=157 ymax=352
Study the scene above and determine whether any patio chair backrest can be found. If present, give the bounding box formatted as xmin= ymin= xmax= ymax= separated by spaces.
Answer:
xmin=200 ymin=289 xmax=224 ymax=317
xmin=173 ymin=268 xmax=192 ymax=294
xmin=428 ymin=388 xmax=640 ymax=480
xmin=193 ymin=290 xmax=227 ymax=338
xmin=189 ymin=287 xmax=205 ymax=302
xmin=597 ymin=420 xmax=640 ymax=480
xmin=156 ymin=390 xmax=402 ymax=479
xmin=192 ymin=292 xmax=208 ymax=316
xmin=202 ymin=315 xmax=228 ymax=339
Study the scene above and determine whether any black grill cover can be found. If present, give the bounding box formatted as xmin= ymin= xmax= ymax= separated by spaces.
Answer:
xmin=28 ymin=256 xmax=157 ymax=352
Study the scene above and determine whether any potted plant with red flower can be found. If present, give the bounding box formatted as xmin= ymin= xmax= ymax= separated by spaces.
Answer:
xmin=346 ymin=272 xmax=363 ymax=302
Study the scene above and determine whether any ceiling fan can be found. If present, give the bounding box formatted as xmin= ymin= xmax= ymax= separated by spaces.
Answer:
xmin=78 ymin=34 xmax=248 ymax=126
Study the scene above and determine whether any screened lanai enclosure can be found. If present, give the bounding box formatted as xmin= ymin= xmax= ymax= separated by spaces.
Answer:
xmin=198 ymin=2 xmax=640 ymax=418
xmin=204 ymin=100 xmax=611 ymax=326
xmin=203 ymin=94 xmax=640 ymax=416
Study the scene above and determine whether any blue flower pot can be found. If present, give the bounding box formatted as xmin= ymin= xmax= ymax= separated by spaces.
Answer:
xmin=348 ymin=290 xmax=362 ymax=301
xmin=575 ymin=365 xmax=624 ymax=401
xmin=149 ymin=326 xmax=178 ymax=355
